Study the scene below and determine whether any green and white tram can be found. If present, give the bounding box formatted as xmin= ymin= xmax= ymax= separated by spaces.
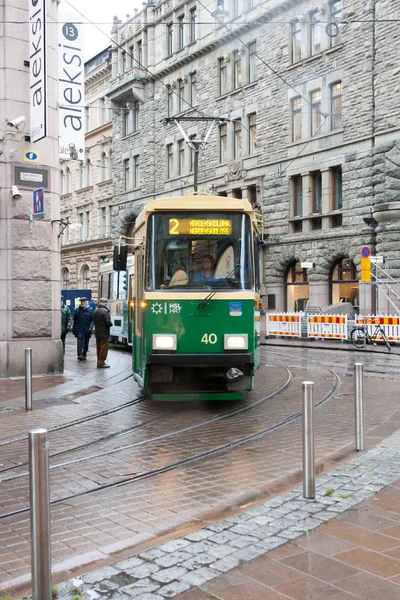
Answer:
xmin=99 ymin=255 xmax=134 ymax=346
xmin=114 ymin=194 xmax=263 ymax=400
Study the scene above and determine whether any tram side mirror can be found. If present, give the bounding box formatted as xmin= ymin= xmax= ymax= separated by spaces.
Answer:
xmin=113 ymin=244 xmax=128 ymax=271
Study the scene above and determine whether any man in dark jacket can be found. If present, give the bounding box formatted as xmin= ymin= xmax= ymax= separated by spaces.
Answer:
xmin=72 ymin=297 xmax=94 ymax=361
xmin=93 ymin=298 xmax=112 ymax=368
xmin=61 ymin=296 xmax=72 ymax=355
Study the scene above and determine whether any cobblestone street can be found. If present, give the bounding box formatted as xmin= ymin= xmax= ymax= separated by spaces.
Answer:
xmin=1 ymin=338 xmax=400 ymax=598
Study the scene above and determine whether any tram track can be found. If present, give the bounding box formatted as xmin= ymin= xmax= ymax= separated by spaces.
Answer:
xmin=0 ymin=360 xmax=341 ymax=521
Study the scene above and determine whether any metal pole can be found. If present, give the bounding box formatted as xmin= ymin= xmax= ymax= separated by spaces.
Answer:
xmin=29 ymin=428 xmax=52 ymax=600
xmin=363 ymin=281 xmax=367 ymax=349
xmin=354 ymin=363 xmax=365 ymax=451
xmin=25 ymin=348 xmax=32 ymax=411
xmin=193 ymin=149 xmax=199 ymax=192
xmin=302 ymin=381 xmax=315 ymax=499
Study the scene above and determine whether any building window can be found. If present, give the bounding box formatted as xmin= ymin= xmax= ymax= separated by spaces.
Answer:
xmin=133 ymin=100 xmax=139 ymax=131
xmin=60 ymin=169 xmax=65 ymax=195
xmin=190 ymin=72 xmax=197 ymax=106
xmin=248 ymin=41 xmax=256 ymax=83
xmin=78 ymin=212 xmax=84 ymax=239
xmin=285 ymin=262 xmax=309 ymax=311
xmin=166 ymin=144 xmax=173 ymax=178
xmin=233 ymin=119 xmax=242 ymax=159
xmin=100 ymin=97 xmax=108 ymax=125
xmin=167 ymin=85 xmax=174 ymax=117
xmin=311 ymin=171 xmax=322 ymax=213
xmin=329 ymin=0 xmax=342 ymax=46
xmin=100 ymin=152 xmax=106 ymax=182
xmin=219 ymin=57 xmax=228 ymax=95
xmin=330 ymin=258 xmax=358 ymax=306
xmin=107 ymin=150 xmax=112 ymax=180
xmin=291 ymin=20 xmax=302 ymax=63
xmin=332 ymin=166 xmax=342 ymax=210
xmin=124 ymin=106 xmax=132 ymax=135
xmin=233 ymin=50 xmax=242 ymax=89
xmin=219 ymin=123 xmax=227 ymax=163
xmin=85 ymin=106 xmax=90 ymax=133
xmin=292 ymin=97 xmax=302 ymax=141
xmin=331 ymin=81 xmax=342 ymax=129
xmin=248 ymin=113 xmax=256 ymax=155
xmin=100 ymin=207 xmax=107 ymax=236
xmin=133 ymin=155 xmax=140 ymax=188
xmin=85 ymin=211 xmax=90 ymax=240
xmin=232 ymin=0 xmax=239 ymax=19
xmin=178 ymin=140 xmax=185 ymax=175
xmin=310 ymin=10 xmax=321 ymax=55
xmin=65 ymin=167 xmax=71 ymax=193
xmin=178 ymin=79 xmax=185 ymax=112
xmin=122 ymin=51 xmax=127 ymax=71
xmin=137 ymin=40 xmax=143 ymax=65
xmin=80 ymin=264 xmax=91 ymax=289
xmin=167 ymin=23 xmax=173 ymax=55
xmin=129 ymin=45 xmax=134 ymax=68
xmin=77 ymin=163 xmax=83 ymax=189
xmin=61 ymin=267 xmax=70 ymax=289
xmin=311 ymin=89 xmax=322 ymax=136
xmin=84 ymin=159 xmax=91 ymax=187
xmin=178 ymin=15 xmax=184 ymax=50
xmin=292 ymin=175 xmax=303 ymax=217
xmin=189 ymin=7 xmax=197 ymax=43
xmin=123 ymin=158 xmax=130 ymax=190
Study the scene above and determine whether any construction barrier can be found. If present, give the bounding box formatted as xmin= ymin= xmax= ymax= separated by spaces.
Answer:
xmin=355 ymin=315 xmax=400 ymax=341
xmin=267 ymin=313 xmax=302 ymax=337
xmin=307 ymin=315 xmax=348 ymax=339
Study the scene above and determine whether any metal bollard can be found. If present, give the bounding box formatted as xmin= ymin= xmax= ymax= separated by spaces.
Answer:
xmin=354 ymin=363 xmax=365 ymax=451
xmin=29 ymin=428 xmax=52 ymax=600
xmin=25 ymin=348 xmax=32 ymax=411
xmin=302 ymin=381 xmax=315 ymax=499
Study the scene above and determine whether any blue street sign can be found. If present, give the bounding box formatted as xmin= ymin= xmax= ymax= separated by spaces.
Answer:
xmin=33 ymin=188 xmax=44 ymax=219
xmin=360 ymin=246 xmax=371 ymax=258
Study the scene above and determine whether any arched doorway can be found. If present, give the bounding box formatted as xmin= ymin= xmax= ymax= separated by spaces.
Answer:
xmin=285 ymin=261 xmax=309 ymax=311
xmin=330 ymin=258 xmax=359 ymax=309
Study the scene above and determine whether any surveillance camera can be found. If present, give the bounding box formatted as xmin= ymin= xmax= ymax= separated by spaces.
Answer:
xmin=7 ymin=116 xmax=26 ymax=128
xmin=11 ymin=185 xmax=22 ymax=200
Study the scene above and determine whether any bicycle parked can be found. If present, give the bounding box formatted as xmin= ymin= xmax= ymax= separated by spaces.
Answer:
xmin=350 ymin=322 xmax=391 ymax=352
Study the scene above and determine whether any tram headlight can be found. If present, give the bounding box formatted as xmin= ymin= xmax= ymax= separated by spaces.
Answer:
xmin=224 ymin=334 xmax=248 ymax=350
xmin=152 ymin=334 xmax=177 ymax=351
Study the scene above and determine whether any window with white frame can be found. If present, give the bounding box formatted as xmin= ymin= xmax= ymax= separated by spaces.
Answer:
xmin=123 ymin=158 xmax=130 ymax=190
xmin=248 ymin=113 xmax=256 ymax=155
xmin=178 ymin=140 xmax=185 ymax=175
xmin=178 ymin=79 xmax=185 ymax=112
xmin=248 ymin=41 xmax=256 ymax=83
xmin=331 ymin=81 xmax=342 ymax=129
xmin=167 ymin=85 xmax=174 ymax=116
xmin=166 ymin=144 xmax=173 ymax=178
xmin=60 ymin=169 xmax=65 ymax=195
xmin=292 ymin=175 xmax=303 ymax=217
xmin=77 ymin=163 xmax=83 ymax=189
xmin=189 ymin=7 xmax=197 ymax=43
xmin=234 ymin=119 xmax=242 ymax=159
xmin=291 ymin=20 xmax=302 ymax=63
xmin=311 ymin=171 xmax=322 ymax=213
xmin=219 ymin=57 xmax=228 ymax=95
xmin=178 ymin=15 xmax=184 ymax=50
xmin=80 ymin=264 xmax=90 ymax=288
xmin=219 ymin=123 xmax=227 ymax=163
xmin=332 ymin=166 xmax=342 ymax=210
xmin=133 ymin=100 xmax=139 ymax=131
xmin=233 ymin=50 xmax=242 ymax=89
xmin=137 ymin=40 xmax=143 ymax=65
xmin=133 ymin=155 xmax=140 ymax=188
xmin=232 ymin=0 xmax=239 ymax=19
xmin=85 ymin=211 xmax=90 ymax=240
xmin=100 ymin=152 xmax=106 ymax=182
xmin=61 ymin=267 xmax=70 ymax=289
xmin=190 ymin=72 xmax=197 ymax=106
xmin=84 ymin=159 xmax=92 ymax=187
xmin=167 ymin=23 xmax=173 ymax=56
xmin=107 ymin=151 xmax=112 ymax=180
xmin=85 ymin=106 xmax=90 ymax=132
xmin=329 ymin=0 xmax=342 ymax=46
xmin=65 ymin=167 xmax=71 ymax=193
xmin=310 ymin=89 xmax=322 ymax=136
xmin=292 ymin=97 xmax=302 ymax=141
xmin=100 ymin=207 xmax=107 ymax=236
xmin=310 ymin=10 xmax=321 ymax=55
xmin=78 ymin=212 xmax=84 ymax=239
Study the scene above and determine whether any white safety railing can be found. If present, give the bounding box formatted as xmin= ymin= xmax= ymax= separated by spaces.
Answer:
xmin=267 ymin=313 xmax=302 ymax=337
xmin=355 ymin=315 xmax=400 ymax=341
xmin=307 ymin=315 xmax=348 ymax=339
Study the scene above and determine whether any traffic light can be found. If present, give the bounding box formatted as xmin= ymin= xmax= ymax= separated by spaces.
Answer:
xmin=122 ymin=272 xmax=128 ymax=292
xmin=113 ymin=244 xmax=128 ymax=271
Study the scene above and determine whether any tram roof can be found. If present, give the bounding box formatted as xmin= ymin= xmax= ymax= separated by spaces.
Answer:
xmin=135 ymin=195 xmax=256 ymax=230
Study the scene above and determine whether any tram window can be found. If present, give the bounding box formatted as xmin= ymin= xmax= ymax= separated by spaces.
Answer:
xmin=100 ymin=274 xmax=111 ymax=299
xmin=146 ymin=212 xmax=254 ymax=291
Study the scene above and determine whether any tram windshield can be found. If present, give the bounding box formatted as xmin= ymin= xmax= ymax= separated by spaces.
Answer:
xmin=146 ymin=211 xmax=253 ymax=291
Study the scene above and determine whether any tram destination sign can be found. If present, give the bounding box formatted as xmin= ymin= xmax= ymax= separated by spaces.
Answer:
xmin=169 ymin=218 xmax=232 ymax=236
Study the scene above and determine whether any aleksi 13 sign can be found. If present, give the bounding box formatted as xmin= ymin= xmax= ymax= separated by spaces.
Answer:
xmin=29 ymin=0 xmax=47 ymax=142
xmin=58 ymin=12 xmax=84 ymax=160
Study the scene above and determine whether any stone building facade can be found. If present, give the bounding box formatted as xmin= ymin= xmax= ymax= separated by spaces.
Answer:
xmin=107 ymin=0 xmax=400 ymax=313
xmin=60 ymin=48 xmax=113 ymax=301
xmin=0 ymin=0 xmax=63 ymax=377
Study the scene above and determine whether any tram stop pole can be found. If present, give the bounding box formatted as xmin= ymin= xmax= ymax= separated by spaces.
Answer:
xmin=25 ymin=348 xmax=33 ymax=411
xmin=302 ymin=381 xmax=315 ymax=499
xmin=29 ymin=428 xmax=52 ymax=600
xmin=354 ymin=363 xmax=365 ymax=451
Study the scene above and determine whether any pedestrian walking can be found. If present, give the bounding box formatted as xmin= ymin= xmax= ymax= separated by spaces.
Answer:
xmin=61 ymin=296 xmax=72 ymax=355
xmin=93 ymin=298 xmax=112 ymax=368
xmin=72 ymin=297 xmax=94 ymax=361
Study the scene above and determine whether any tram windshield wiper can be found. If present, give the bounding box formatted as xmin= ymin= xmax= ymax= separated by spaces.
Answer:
xmin=197 ymin=267 xmax=237 ymax=309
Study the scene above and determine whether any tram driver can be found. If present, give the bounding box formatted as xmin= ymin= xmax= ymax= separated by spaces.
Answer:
xmin=193 ymin=254 xmax=215 ymax=282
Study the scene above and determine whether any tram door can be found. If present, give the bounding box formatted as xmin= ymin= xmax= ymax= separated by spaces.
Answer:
xmin=133 ymin=250 xmax=145 ymax=378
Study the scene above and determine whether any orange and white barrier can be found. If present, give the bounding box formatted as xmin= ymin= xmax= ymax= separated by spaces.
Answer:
xmin=355 ymin=315 xmax=400 ymax=341
xmin=267 ymin=313 xmax=302 ymax=337
xmin=307 ymin=315 xmax=347 ymax=339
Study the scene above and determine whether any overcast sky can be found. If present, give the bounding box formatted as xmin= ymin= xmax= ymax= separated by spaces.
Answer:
xmin=62 ymin=0 xmax=143 ymax=60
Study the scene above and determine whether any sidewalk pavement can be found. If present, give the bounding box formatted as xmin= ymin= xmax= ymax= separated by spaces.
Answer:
xmin=50 ymin=431 xmax=400 ymax=600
